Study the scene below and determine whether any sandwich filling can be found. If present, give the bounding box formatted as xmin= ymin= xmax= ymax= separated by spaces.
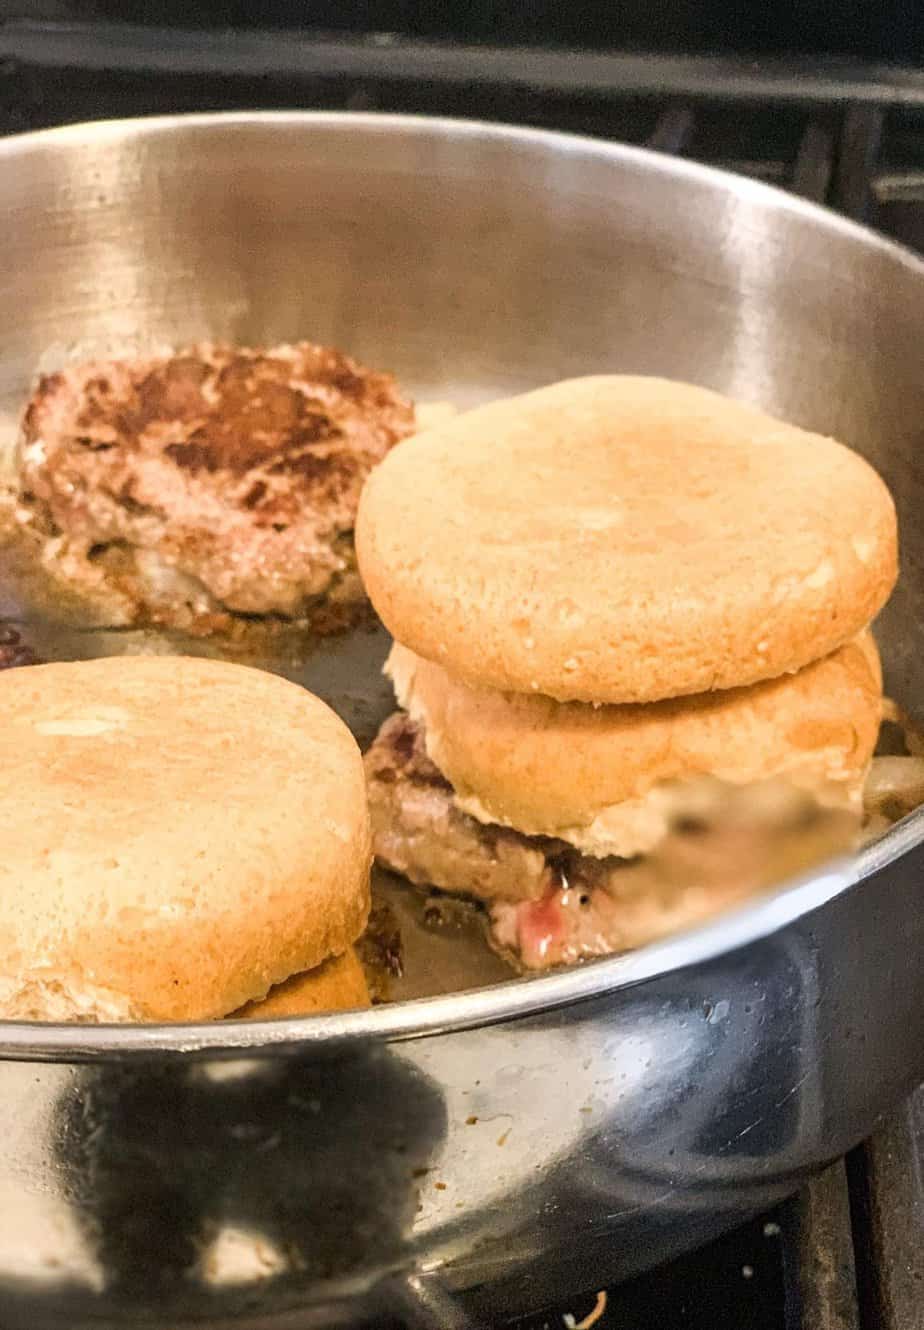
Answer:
xmin=364 ymin=711 xmax=862 ymax=970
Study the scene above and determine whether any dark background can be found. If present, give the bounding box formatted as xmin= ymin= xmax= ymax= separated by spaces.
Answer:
xmin=1 ymin=0 xmax=922 ymax=62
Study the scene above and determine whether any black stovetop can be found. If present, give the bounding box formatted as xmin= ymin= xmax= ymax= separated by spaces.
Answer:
xmin=2 ymin=18 xmax=923 ymax=1330
xmin=514 ymin=1212 xmax=786 ymax=1330
xmin=1 ymin=0 xmax=921 ymax=60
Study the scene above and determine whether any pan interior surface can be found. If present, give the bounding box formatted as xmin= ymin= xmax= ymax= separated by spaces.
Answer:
xmin=0 ymin=111 xmax=921 ymax=1054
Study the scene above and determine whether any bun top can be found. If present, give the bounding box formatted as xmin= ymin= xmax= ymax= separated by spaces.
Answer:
xmin=0 ymin=656 xmax=370 ymax=1023
xmin=358 ymin=376 xmax=897 ymax=703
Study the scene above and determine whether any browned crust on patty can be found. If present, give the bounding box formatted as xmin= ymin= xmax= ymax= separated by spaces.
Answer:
xmin=15 ymin=342 xmax=415 ymax=628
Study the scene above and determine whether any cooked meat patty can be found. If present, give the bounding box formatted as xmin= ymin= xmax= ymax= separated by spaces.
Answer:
xmin=365 ymin=712 xmax=860 ymax=969
xmin=365 ymin=711 xmax=556 ymax=905
xmin=14 ymin=343 xmax=415 ymax=628
xmin=0 ymin=626 xmax=39 ymax=670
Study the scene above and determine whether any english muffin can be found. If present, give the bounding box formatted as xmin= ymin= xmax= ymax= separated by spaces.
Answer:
xmin=357 ymin=376 xmax=897 ymax=704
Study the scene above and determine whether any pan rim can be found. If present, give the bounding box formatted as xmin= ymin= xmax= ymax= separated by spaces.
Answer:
xmin=0 ymin=108 xmax=920 ymax=1058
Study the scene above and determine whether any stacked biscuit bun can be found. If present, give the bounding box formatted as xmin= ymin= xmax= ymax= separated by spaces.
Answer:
xmin=0 ymin=656 xmax=372 ymax=1021
xmin=357 ymin=377 xmax=898 ymax=969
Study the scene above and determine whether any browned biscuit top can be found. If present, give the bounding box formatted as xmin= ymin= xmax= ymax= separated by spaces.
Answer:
xmin=0 ymin=655 xmax=371 ymax=1022
xmin=357 ymin=376 xmax=898 ymax=703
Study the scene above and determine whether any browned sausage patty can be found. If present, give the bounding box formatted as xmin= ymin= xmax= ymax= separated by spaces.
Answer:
xmin=14 ymin=343 xmax=415 ymax=628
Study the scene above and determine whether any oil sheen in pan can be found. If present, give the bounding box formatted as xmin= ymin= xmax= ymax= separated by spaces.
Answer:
xmin=0 ymin=406 xmax=892 ymax=1006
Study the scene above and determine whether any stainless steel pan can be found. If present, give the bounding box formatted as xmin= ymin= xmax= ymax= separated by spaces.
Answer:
xmin=0 ymin=112 xmax=923 ymax=1328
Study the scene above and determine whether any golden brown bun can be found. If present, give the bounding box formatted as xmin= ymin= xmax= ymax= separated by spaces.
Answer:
xmin=358 ymin=377 xmax=897 ymax=703
xmin=388 ymin=633 xmax=882 ymax=858
xmin=233 ymin=948 xmax=370 ymax=1019
xmin=0 ymin=656 xmax=371 ymax=1023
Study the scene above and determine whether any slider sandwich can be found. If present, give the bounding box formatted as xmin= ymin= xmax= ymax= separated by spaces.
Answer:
xmin=0 ymin=656 xmax=371 ymax=1021
xmin=357 ymin=377 xmax=898 ymax=968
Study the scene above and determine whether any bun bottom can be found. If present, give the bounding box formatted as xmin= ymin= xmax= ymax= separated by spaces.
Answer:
xmin=234 ymin=949 xmax=371 ymax=1019
xmin=387 ymin=635 xmax=882 ymax=858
